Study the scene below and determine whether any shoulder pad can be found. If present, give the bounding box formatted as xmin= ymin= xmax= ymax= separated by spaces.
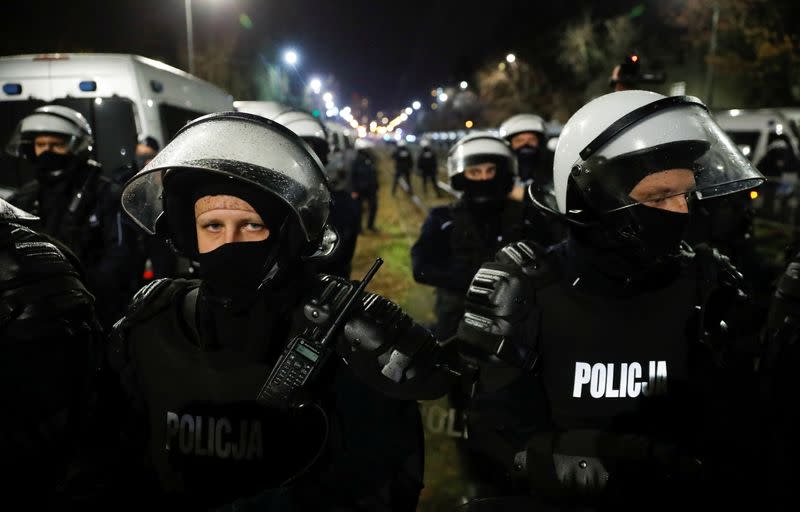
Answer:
xmin=301 ymin=274 xmax=357 ymax=326
xmin=0 ymin=200 xmax=37 ymax=223
xmin=117 ymin=278 xmax=196 ymax=331
xmin=301 ymin=274 xmax=408 ymax=329
xmin=495 ymin=240 xmax=557 ymax=282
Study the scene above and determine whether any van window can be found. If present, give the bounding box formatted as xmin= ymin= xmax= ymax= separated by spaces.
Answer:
xmin=159 ymin=104 xmax=205 ymax=143
xmin=725 ymin=130 xmax=760 ymax=161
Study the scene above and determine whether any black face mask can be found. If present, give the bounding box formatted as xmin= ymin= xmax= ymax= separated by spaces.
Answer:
xmin=135 ymin=154 xmax=153 ymax=171
xmin=34 ymin=152 xmax=76 ymax=182
xmin=629 ymin=205 xmax=690 ymax=259
xmin=197 ymin=238 xmax=278 ymax=308
xmin=515 ymin=145 xmax=540 ymax=181
xmin=462 ymin=178 xmax=506 ymax=203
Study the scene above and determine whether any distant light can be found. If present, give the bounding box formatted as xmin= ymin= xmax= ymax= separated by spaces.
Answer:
xmin=239 ymin=13 xmax=253 ymax=30
xmin=357 ymin=126 xmax=367 ymax=138
xmin=750 ymin=190 xmax=759 ymax=200
xmin=465 ymin=120 xmax=474 ymax=128
xmin=400 ymin=113 xmax=408 ymax=121
xmin=460 ymin=81 xmax=468 ymax=89
xmin=432 ymin=133 xmax=440 ymax=140
xmin=94 ymin=98 xmax=103 ymax=105
xmin=431 ymin=103 xmax=438 ymax=110
xmin=631 ymin=55 xmax=639 ymax=63
xmin=498 ymin=62 xmax=506 ymax=71
xmin=310 ymin=78 xmax=322 ymax=94
xmin=3 ymin=83 xmax=22 ymax=95
xmin=405 ymin=134 xmax=417 ymax=143
xmin=449 ymin=132 xmax=457 ymax=140
xmin=506 ymin=53 xmax=516 ymax=63
xmin=350 ymin=120 xmax=359 ymax=128
xmin=412 ymin=101 xmax=421 ymax=110
xmin=383 ymin=134 xmax=392 ymax=141
xmin=741 ymin=146 xmax=752 ymax=157
xmin=326 ymin=108 xmax=339 ymax=117
xmin=438 ymin=93 xmax=448 ymax=102
xmin=283 ymin=50 xmax=298 ymax=66
xmin=312 ymin=109 xmax=320 ymax=118
xmin=404 ymin=107 xmax=413 ymax=115
xmin=323 ymin=92 xmax=333 ymax=102
xmin=729 ymin=109 xmax=741 ymax=117
xmin=430 ymin=89 xmax=437 ymax=97
xmin=369 ymin=121 xmax=377 ymax=130
xmin=79 ymin=80 xmax=97 ymax=92
xmin=341 ymin=106 xmax=351 ymax=115
xmin=382 ymin=117 xmax=389 ymax=124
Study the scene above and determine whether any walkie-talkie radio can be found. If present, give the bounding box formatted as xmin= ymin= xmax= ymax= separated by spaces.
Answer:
xmin=257 ymin=258 xmax=383 ymax=409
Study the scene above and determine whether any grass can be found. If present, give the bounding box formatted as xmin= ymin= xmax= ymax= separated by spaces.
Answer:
xmin=349 ymin=150 xmax=471 ymax=511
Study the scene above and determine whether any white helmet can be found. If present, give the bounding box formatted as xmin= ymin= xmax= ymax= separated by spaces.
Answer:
xmin=447 ymin=131 xmax=517 ymax=190
xmin=499 ymin=113 xmax=546 ymax=140
xmin=551 ymin=90 xmax=764 ymax=218
xmin=7 ymin=104 xmax=93 ymax=160
xmin=233 ymin=101 xmax=291 ymax=120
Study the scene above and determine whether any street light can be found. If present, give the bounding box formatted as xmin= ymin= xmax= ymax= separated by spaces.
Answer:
xmin=460 ymin=81 xmax=468 ymax=89
xmin=438 ymin=92 xmax=448 ymax=102
xmin=404 ymin=107 xmax=413 ymax=115
xmin=309 ymin=78 xmax=322 ymax=94
xmin=412 ymin=100 xmax=421 ymax=110
xmin=323 ymin=92 xmax=333 ymax=103
xmin=283 ymin=50 xmax=299 ymax=66
xmin=506 ymin=53 xmax=516 ymax=64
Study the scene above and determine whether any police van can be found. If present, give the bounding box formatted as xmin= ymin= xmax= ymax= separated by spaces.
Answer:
xmin=714 ymin=108 xmax=800 ymax=168
xmin=0 ymin=53 xmax=233 ymax=196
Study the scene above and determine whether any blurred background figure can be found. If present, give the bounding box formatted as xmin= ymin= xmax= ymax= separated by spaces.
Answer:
xmin=392 ymin=140 xmax=414 ymax=196
xmin=417 ymin=139 xmax=442 ymax=197
xmin=352 ymin=137 xmax=380 ymax=232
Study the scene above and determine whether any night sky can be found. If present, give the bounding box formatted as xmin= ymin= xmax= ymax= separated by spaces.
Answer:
xmin=0 ymin=0 xmax=647 ymax=112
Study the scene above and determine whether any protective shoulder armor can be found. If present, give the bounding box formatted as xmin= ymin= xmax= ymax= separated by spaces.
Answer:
xmin=495 ymin=240 xmax=558 ymax=285
xmin=115 ymin=278 xmax=195 ymax=333
xmin=1 ymin=223 xmax=92 ymax=329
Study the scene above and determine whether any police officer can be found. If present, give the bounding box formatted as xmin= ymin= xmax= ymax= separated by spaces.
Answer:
xmin=108 ymin=112 xmax=449 ymax=510
xmin=392 ymin=140 xmax=414 ymax=196
xmin=500 ymin=114 xmax=565 ymax=247
xmin=412 ymin=132 xmax=530 ymax=340
xmin=417 ymin=139 xmax=442 ymax=197
xmin=0 ymin=198 xmax=102 ymax=505
xmin=457 ymin=91 xmax=768 ymax=508
xmin=351 ymin=139 xmax=380 ymax=232
xmin=5 ymin=104 xmax=142 ymax=327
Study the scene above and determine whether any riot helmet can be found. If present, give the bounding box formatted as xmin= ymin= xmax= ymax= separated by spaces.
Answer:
xmin=447 ymin=131 xmax=517 ymax=202
xmin=121 ymin=112 xmax=335 ymax=301
xmin=549 ymin=90 xmax=764 ymax=258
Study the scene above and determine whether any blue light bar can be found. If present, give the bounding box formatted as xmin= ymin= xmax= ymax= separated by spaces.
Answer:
xmin=3 ymin=83 xmax=22 ymax=95
xmin=79 ymin=80 xmax=97 ymax=92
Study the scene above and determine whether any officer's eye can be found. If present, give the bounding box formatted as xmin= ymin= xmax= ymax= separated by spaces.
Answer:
xmin=243 ymin=223 xmax=265 ymax=232
xmin=203 ymin=223 xmax=223 ymax=232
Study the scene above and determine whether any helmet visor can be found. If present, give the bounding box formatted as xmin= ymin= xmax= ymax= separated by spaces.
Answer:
xmin=571 ymin=106 xmax=764 ymax=214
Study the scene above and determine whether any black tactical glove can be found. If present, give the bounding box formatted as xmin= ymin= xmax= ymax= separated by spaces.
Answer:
xmin=336 ymin=292 xmax=456 ymax=400
xmin=512 ymin=430 xmax=701 ymax=499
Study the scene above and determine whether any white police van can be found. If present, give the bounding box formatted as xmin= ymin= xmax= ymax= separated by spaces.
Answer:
xmin=0 ymin=53 xmax=233 ymax=195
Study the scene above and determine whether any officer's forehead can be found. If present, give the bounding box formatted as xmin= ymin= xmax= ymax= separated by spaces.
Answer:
xmin=194 ymin=195 xmax=256 ymax=217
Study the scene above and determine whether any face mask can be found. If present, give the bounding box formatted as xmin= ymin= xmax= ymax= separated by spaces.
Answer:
xmin=197 ymin=238 xmax=277 ymax=306
xmin=629 ymin=205 xmax=690 ymax=258
xmin=34 ymin=152 xmax=75 ymax=182
xmin=515 ymin=145 xmax=540 ymax=181
xmin=135 ymin=154 xmax=153 ymax=171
